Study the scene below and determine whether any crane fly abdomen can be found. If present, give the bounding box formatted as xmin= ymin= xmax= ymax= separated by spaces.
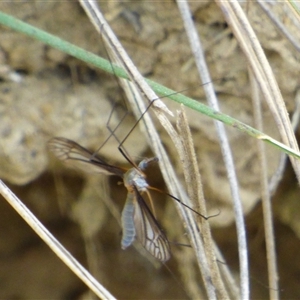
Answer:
xmin=121 ymin=193 xmax=136 ymax=249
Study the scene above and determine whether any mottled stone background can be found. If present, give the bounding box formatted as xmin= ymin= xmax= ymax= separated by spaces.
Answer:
xmin=0 ymin=1 xmax=299 ymax=299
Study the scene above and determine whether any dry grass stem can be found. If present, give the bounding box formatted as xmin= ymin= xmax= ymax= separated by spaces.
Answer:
xmin=0 ymin=2 xmax=299 ymax=299
xmin=216 ymin=0 xmax=300 ymax=182
xmin=80 ymin=0 xmax=219 ymax=298
xmin=176 ymin=106 xmax=230 ymax=299
xmin=214 ymin=246 xmax=240 ymax=299
xmin=250 ymin=71 xmax=279 ymax=300
xmin=258 ymin=1 xmax=300 ymax=52
xmin=177 ymin=1 xmax=248 ymax=298
xmin=269 ymin=90 xmax=300 ymax=194
xmin=0 ymin=180 xmax=115 ymax=300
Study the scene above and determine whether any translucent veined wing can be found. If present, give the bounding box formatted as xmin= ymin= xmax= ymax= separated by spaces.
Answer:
xmin=48 ymin=137 xmax=125 ymax=177
xmin=130 ymin=185 xmax=171 ymax=262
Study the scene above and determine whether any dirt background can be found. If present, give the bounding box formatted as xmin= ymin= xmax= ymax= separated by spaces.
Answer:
xmin=0 ymin=1 xmax=300 ymax=299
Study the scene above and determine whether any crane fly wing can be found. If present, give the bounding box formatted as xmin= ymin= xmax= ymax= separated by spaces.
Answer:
xmin=48 ymin=137 xmax=125 ymax=177
xmin=133 ymin=186 xmax=171 ymax=262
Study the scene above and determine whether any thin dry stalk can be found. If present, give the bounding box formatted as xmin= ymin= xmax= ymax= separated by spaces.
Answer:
xmin=214 ymin=246 xmax=240 ymax=299
xmin=258 ymin=1 xmax=300 ymax=52
xmin=176 ymin=1 xmax=246 ymax=298
xmin=250 ymin=71 xmax=279 ymax=300
xmin=0 ymin=180 xmax=115 ymax=300
xmin=268 ymin=90 xmax=300 ymax=194
xmin=215 ymin=0 xmax=300 ymax=183
xmin=176 ymin=106 xmax=230 ymax=300
xmin=79 ymin=1 xmax=218 ymax=298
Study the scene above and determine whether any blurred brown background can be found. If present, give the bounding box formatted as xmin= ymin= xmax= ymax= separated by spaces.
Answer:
xmin=0 ymin=1 xmax=300 ymax=299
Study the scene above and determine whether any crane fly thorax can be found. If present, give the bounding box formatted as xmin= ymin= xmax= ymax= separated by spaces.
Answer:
xmin=124 ymin=167 xmax=148 ymax=193
xmin=124 ymin=157 xmax=158 ymax=193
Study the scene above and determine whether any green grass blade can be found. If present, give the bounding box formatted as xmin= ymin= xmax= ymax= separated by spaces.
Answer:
xmin=0 ymin=11 xmax=299 ymax=159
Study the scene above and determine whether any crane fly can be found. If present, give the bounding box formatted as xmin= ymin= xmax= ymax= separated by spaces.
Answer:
xmin=48 ymin=137 xmax=171 ymax=262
